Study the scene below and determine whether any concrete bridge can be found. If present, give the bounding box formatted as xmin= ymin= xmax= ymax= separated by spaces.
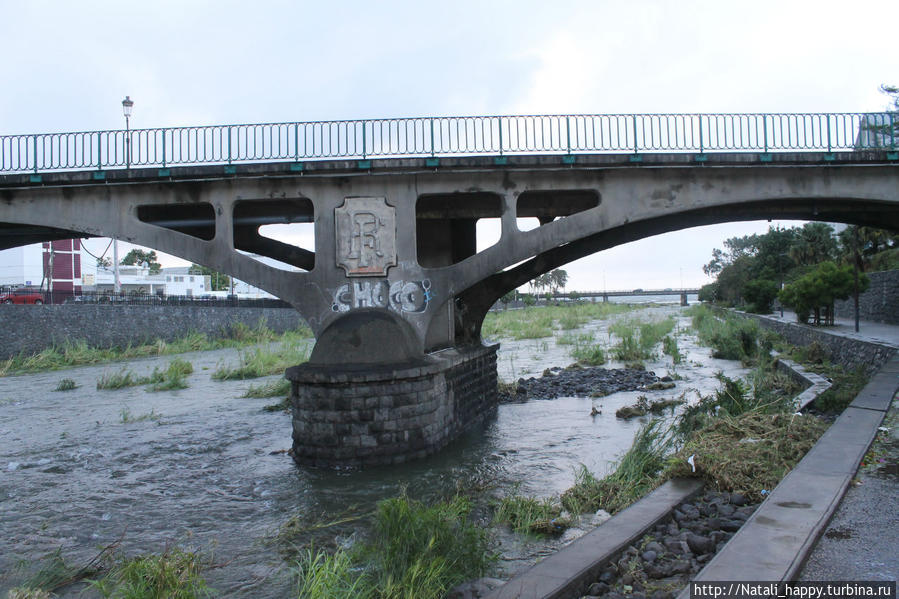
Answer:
xmin=544 ymin=288 xmax=701 ymax=306
xmin=2 ymin=112 xmax=898 ymax=467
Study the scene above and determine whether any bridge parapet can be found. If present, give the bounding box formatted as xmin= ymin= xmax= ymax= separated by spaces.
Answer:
xmin=3 ymin=111 xmax=897 ymax=175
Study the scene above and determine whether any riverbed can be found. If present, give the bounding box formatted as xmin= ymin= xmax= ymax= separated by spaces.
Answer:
xmin=0 ymin=305 xmax=748 ymax=596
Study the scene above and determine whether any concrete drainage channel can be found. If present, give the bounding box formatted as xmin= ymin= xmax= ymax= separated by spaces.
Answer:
xmin=482 ymin=351 xmax=899 ymax=599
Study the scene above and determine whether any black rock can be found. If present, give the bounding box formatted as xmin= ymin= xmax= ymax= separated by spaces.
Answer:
xmin=587 ymin=582 xmax=610 ymax=595
xmin=720 ymin=519 xmax=743 ymax=532
xmin=729 ymin=492 xmax=747 ymax=506
xmin=599 ymin=569 xmax=616 ymax=583
xmin=670 ymin=560 xmax=691 ymax=575
xmin=646 ymin=563 xmax=672 ymax=579
xmin=644 ymin=541 xmax=664 ymax=554
xmin=652 ymin=591 xmax=675 ymax=599
xmin=621 ymin=573 xmax=635 ymax=585
xmin=716 ymin=503 xmax=735 ymax=517
xmin=686 ymin=533 xmax=716 ymax=555
xmin=642 ymin=550 xmax=658 ymax=562
xmin=737 ymin=505 xmax=758 ymax=517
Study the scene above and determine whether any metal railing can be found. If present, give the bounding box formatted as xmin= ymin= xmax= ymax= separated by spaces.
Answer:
xmin=1 ymin=112 xmax=896 ymax=174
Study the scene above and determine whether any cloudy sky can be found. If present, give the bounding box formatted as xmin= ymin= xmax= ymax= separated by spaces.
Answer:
xmin=2 ymin=0 xmax=896 ymax=290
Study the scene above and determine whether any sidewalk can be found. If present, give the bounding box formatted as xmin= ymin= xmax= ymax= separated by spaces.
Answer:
xmin=766 ymin=310 xmax=899 ymax=349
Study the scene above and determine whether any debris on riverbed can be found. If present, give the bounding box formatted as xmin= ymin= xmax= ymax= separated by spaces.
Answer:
xmin=615 ymin=395 xmax=686 ymax=420
xmin=499 ymin=366 xmax=660 ymax=402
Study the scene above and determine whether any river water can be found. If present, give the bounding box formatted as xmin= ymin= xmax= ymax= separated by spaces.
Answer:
xmin=0 ymin=304 xmax=747 ymax=596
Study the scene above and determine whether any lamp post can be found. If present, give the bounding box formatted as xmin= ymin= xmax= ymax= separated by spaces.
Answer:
xmin=122 ymin=96 xmax=133 ymax=168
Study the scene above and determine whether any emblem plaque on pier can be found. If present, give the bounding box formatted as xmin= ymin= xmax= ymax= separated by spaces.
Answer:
xmin=335 ymin=197 xmax=397 ymax=276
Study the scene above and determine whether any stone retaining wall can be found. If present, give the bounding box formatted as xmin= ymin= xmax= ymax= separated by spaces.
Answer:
xmin=288 ymin=344 xmax=498 ymax=468
xmin=833 ymin=269 xmax=899 ymax=325
xmin=0 ymin=304 xmax=306 ymax=359
xmin=741 ymin=313 xmax=896 ymax=375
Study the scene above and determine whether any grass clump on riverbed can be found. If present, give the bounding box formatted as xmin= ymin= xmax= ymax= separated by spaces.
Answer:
xmin=212 ymin=343 xmax=310 ymax=380
xmin=689 ymin=304 xmax=762 ymax=363
xmin=482 ymin=302 xmax=634 ymax=340
xmin=54 ymin=377 xmax=78 ymax=391
xmin=0 ymin=321 xmax=312 ymax=377
xmin=293 ymin=494 xmax=494 ymax=599
xmin=609 ymin=317 xmax=675 ymax=362
xmin=89 ymin=547 xmax=212 ymax=599
xmin=561 ymin=420 xmax=673 ymax=515
xmin=96 ymin=358 xmax=194 ymax=391
xmin=494 ymin=493 xmax=570 ymax=536
xmin=242 ymin=377 xmax=291 ymax=398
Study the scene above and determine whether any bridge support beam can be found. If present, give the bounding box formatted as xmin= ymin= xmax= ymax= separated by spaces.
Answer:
xmin=680 ymin=292 xmax=689 ymax=306
xmin=287 ymin=344 xmax=497 ymax=468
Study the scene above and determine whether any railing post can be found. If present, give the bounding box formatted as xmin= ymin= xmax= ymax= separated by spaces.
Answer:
xmin=362 ymin=121 xmax=367 ymax=159
xmin=227 ymin=126 xmax=233 ymax=164
xmin=890 ymin=113 xmax=895 ymax=150
xmin=162 ymin=129 xmax=167 ymax=167
xmin=566 ymin=116 xmax=572 ymax=154
xmin=763 ymin=115 xmax=768 ymax=153
xmin=430 ymin=118 xmax=435 ymax=157
xmin=32 ymin=135 xmax=38 ymax=174
xmin=826 ymin=115 xmax=832 ymax=153
xmin=698 ymin=115 xmax=704 ymax=153
xmin=498 ymin=117 xmax=504 ymax=156
xmin=631 ymin=115 xmax=638 ymax=153
xmin=97 ymin=132 xmax=103 ymax=170
xmin=294 ymin=122 xmax=299 ymax=161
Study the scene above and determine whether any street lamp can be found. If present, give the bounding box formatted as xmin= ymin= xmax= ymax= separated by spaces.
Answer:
xmin=122 ymin=96 xmax=134 ymax=168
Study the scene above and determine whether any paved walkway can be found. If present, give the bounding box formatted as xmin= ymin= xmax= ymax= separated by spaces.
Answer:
xmin=766 ymin=311 xmax=899 ymax=349
xmin=793 ymin=313 xmax=899 ymax=582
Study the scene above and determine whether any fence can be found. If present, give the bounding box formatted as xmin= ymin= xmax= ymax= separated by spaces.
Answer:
xmin=2 ymin=112 xmax=896 ymax=173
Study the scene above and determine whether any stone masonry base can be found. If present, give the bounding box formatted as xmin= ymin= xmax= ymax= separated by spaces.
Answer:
xmin=287 ymin=344 xmax=497 ymax=468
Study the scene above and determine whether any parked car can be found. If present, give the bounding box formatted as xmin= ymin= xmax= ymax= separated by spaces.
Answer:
xmin=0 ymin=288 xmax=46 ymax=304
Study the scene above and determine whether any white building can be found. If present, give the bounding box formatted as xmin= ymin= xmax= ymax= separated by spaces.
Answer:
xmin=0 ymin=241 xmax=287 ymax=300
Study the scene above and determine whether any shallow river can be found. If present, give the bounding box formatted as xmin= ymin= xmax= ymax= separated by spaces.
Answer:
xmin=0 ymin=305 xmax=747 ymax=596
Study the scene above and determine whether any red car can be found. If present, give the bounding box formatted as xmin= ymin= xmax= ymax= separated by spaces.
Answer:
xmin=0 ymin=289 xmax=46 ymax=304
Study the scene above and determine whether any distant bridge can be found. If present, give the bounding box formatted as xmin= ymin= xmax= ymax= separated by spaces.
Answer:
xmin=548 ymin=288 xmax=700 ymax=299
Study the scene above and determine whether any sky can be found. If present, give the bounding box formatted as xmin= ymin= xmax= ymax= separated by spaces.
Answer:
xmin=1 ymin=0 xmax=897 ymax=291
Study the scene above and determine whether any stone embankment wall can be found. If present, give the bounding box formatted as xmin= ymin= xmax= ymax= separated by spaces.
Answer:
xmin=0 ymin=304 xmax=307 ymax=359
xmin=741 ymin=313 xmax=896 ymax=375
xmin=833 ymin=269 xmax=899 ymax=325
xmin=288 ymin=344 xmax=498 ymax=468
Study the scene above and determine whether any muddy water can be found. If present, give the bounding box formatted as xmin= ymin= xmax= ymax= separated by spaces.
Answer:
xmin=0 ymin=305 xmax=748 ymax=596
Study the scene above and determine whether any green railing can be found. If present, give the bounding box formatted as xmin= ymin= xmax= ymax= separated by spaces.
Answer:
xmin=1 ymin=112 xmax=896 ymax=174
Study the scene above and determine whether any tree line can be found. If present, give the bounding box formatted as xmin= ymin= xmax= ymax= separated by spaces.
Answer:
xmin=700 ymin=224 xmax=897 ymax=324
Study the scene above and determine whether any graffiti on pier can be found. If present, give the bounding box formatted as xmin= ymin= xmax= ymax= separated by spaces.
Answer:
xmin=331 ymin=279 xmax=432 ymax=313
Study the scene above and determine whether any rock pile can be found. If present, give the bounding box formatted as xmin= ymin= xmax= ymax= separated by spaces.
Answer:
xmin=579 ymin=491 xmax=758 ymax=599
xmin=502 ymin=366 xmax=661 ymax=401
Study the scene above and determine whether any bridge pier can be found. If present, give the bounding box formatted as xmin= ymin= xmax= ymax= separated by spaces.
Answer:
xmin=287 ymin=344 xmax=497 ymax=468
xmin=680 ymin=292 xmax=689 ymax=306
